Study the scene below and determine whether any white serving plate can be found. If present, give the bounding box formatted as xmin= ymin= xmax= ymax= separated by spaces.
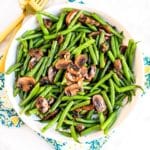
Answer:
xmin=5 ymin=3 xmax=144 ymax=143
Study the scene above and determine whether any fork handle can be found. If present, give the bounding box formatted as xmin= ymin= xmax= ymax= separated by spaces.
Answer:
xmin=0 ymin=13 xmax=25 ymax=43
xmin=0 ymin=23 xmax=22 ymax=73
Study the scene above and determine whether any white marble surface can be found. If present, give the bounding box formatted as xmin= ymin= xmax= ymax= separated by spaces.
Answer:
xmin=0 ymin=0 xmax=150 ymax=150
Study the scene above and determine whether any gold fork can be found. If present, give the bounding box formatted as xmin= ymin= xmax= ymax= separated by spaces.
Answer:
xmin=0 ymin=0 xmax=48 ymax=73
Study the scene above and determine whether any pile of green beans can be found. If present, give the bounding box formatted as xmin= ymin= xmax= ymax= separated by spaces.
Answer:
xmin=6 ymin=8 xmax=141 ymax=142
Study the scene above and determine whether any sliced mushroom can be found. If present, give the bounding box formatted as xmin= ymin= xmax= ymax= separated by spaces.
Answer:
xmin=67 ymin=63 xmax=80 ymax=75
xmin=66 ymin=9 xmax=78 ymax=25
xmin=92 ymin=95 xmax=107 ymax=112
xmin=80 ymin=66 xmax=88 ymax=77
xmin=101 ymin=42 xmax=109 ymax=53
xmin=88 ymin=31 xmax=100 ymax=37
xmin=81 ymin=104 xmax=94 ymax=111
xmin=43 ymin=18 xmax=52 ymax=29
xmin=57 ymin=35 xmax=64 ymax=45
xmin=64 ymin=84 xmax=81 ymax=96
xmin=120 ymin=45 xmax=127 ymax=54
xmin=29 ymin=57 xmax=38 ymax=69
xmin=79 ymin=15 xmax=100 ymax=26
xmin=29 ymin=49 xmax=43 ymax=60
xmin=58 ymin=50 xmax=70 ymax=60
xmin=42 ymin=109 xmax=59 ymax=120
xmin=48 ymin=67 xmax=57 ymax=83
xmin=40 ymin=76 xmax=49 ymax=86
xmin=35 ymin=96 xmax=49 ymax=113
xmin=17 ymin=76 xmax=35 ymax=92
xmin=48 ymin=97 xmax=55 ymax=105
xmin=75 ymin=54 xmax=88 ymax=67
xmin=65 ymin=72 xmax=82 ymax=82
xmin=99 ymin=24 xmax=111 ymax=33
xmin=114 ymin=59 xmax=122 ymax=71
xmin=86 ymin=65 xmax=96 ymax=81
xmin=55 ymin=59 xmax=72 ymax=69
xmin=75 ymin=124 xmax=85 ymax=132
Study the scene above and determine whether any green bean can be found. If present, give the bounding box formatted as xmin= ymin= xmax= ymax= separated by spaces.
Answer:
xmin=26 ymin=57 xmax=45 ymax=76
xmin=20 ymin=83 xmax=40 ymax=107
xmin=100 ymin=84 xmax=109 ymax=91
xmin=88 ymin=45 xmax=98 ymax=65
xmin=100 ymin=60 xmax=111 ymax=78
xmin=99 ymin=30 xmax=105 ymax=48
xmin=101 ymin=91 xmax=113 ymax=113
xmin=87 ymin=89 xmax=101 ymax=97
xmin=13 ymin=85 xmax=19 ymax=97
xmin=80 ymin=32 xmax=86 ymax=44
xmin=38 ymin=11 xmax=59 ymax=22
xmin=86 ymin=109 xmax=95 ymax=119
xmin=107 ymin=51 xmax=115 ymax=62
xmin=56 ymin=12 xmax=66 ymax=32
xmin=98 ymin=112 xmax=105 ymax=125
xmin=21 ymin=55 xmax=30 ymax=76
xmin=75 ymin=28 xmax=91 ymax=33
xmin=28 ymin=108 xmax=38 ymax=115
xmin=16 ymin=44 xmax=24 ymax=63
xmin=44 ymin=23 xmax=81 ymax=40
xmin=40 ymin=86 xmax=52 ymax=97
xmin=22 ymin=29 xmax=39 ymax=38
xmin=67 ymin=113 xmax=74 ymax=120
xmin=70 ymin=125 xmax=79 ymax=142
xmin=93 ymin=43 xmax=99 ymax=64
xmin=101 ymin=111 xmax=117 ymax=130
xmin=128 ymin=41 xmax=137 ymax=70
xmin=6 ymin=63 xmax=22 ymax=74
xmin=69 ymin=10 xmax=83 ymax=28
xmin=72 ymin=38 xmax=95 ymax=55
xmin=91 ymin=71 xmax=113 ymax=91
xmin=18 ymin=33 xmax=43 ymax=41
xmin=53 ymin=70 xmax=63 ymax=83
xmin=91 ymin=13 xmax=107 ymax=26
xmin=80 ymin=124 xmax=100 ymax=136
xmin=86 ymin=23 xmax=97 ymax=31
xmin=112 ymin=72 xmax=121 ymax=86
xmin=60 ymin=32 xmax=72 ymax=50
xmin=21 ymin=100 xmax=35 ymax=114
xmin=111 ymin=36 xmax=117 ymax=58
xmin=120 ymin=55 xmax=131 ymax=81
xmin=61 ymin=95 xmax=90 ymax=101
xmin=71 ymin=100 xmax=91 ymax=111
xmin=56 ymin=101 xmax=74 ymax=129
xmin=114 ymin=83 xmax=137 ymax=93
xmin=125 ymin=39 xmax=134 ymax=59
xmin=99 ymin=52 xmax=105 ymax=68
xmin=114 ymin=36 xmax=120 ymax=57
xmin=29 ymin=39 xmax=33 ymax=49
xmin=41 ymin=112 xmax=61 ymax=133
xmin=48 ymin=92 xmax=64 ymax=113
xmin=109 ymin=79 xmax=115 ymax=108
xmin=75 ymin=118 xmax=99 ymax=124
xmin=36 ymin=13 xmax=49 ymax=35
xmin=35 ymin=57 xmax=48 ymax=81
xmin=34 ymin=38 xmax=45 ymax=48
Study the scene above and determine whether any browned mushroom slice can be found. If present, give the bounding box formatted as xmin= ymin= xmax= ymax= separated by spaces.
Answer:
xmin=43 ymin=18 xmax=52 ymax=29
xmin=114 ymin=59 xmax=122 ymax=71
xmin=48 ymin=97 xmax=55 ymax=105
xmin=35 ymin=96 xmax=49 ymax=114
xmin=17 ymin=76 xmax=36 ymax=92
xmin=120 ymin=45 xmax=127 ymax=54
xmin=65 ymin=72 xmax=82 ymax=83
xmin=67 ymin=63 xmax=80 ymax=75
xmin=66 ymin=9 xmax=78 ymax=25
xmin=86 ymin=65 xmax=96 ymax=81
xmin=101 ymin=42 xmax=109 ymax=53
xmin=79 ymin=15 xmax=100 ymax=26
xmin=57 ymin=35 xmax=64 ymax=45
xmin=88 ymin=31 xmax=100 ymax=37
xmin=80 ymin=66 xmax=88 ymax=77
xmin=99 ymin=24 xmax=111 ymax=33
xmin=55 ymin=59 xmax=72 ymax=69
xmin=75 ymin=54 xmax=88 ymax=68
xmin=42 ymin=109 xmax=59 ymax=120
xmin=75 ymin=124 xmax=85 ymax=132
xmin=29 ymin=57 xmax=38 ymax=69
xmin=59 ymin=50 xmax=70 ymax=60
xmin=40 ymin=76 xmax=49 ymax=85
xmin=29 ymin=49 xmax=43 ymax=60
xmin=48 ymin=67 xmax=57 ymax=83
xmin=92 ymin=95 xmax=107 ymax=112
xmin=64 ymin=84 xmax=81 ymax=96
